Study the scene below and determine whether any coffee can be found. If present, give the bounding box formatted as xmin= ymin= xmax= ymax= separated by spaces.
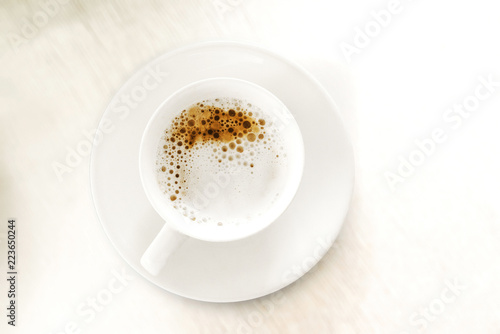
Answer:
xmin=155 ymin=97 xmax=291 ymax=226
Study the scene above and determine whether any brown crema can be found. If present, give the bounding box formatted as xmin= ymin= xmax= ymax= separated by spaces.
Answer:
xmin=165 ymin=103 xmax=266 ymax=150
xmin=159 ymin=100 xmax=267 ymax=202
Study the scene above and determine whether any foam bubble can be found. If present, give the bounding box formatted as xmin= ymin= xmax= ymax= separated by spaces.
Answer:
xmin=156 ymin=97 xmax=289 ymax=227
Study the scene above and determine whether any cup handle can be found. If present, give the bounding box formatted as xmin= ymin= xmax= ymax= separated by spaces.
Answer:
xmin=140 ymin=223 xmax=187 ymax=276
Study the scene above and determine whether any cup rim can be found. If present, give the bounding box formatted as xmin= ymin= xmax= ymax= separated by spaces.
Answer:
xmin=139 ymin=77 xmax=304 ymax=242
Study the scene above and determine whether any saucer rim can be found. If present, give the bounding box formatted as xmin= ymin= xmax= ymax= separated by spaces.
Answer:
xmin=89 ymin=40 xmax=355 ymax=302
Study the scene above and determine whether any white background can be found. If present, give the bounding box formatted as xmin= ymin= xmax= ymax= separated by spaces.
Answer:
xmin=1 ymin=0 xmax=499 ymax=333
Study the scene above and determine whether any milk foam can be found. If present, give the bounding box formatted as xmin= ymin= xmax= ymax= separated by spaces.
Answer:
xmin=155 ymin=98 xmax=290 ymax=226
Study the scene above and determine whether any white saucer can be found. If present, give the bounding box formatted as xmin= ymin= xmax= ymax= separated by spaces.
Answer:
xmin=90 ymin=42 xmax=354 ymax=302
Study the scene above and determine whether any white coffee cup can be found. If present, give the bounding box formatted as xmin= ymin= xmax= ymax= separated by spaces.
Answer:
xmin=139 ymin=77 xmax=304 ymax=276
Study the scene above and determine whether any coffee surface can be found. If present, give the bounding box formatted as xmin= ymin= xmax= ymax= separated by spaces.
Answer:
xmin=167 ymin=100 xmax=265 ymax=150
xmin=156 ymin=98 xmax=287 ymax=226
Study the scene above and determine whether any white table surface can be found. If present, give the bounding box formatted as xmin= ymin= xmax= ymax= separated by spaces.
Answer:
xmin=1 ymin=0 xmax=499 ymax=333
